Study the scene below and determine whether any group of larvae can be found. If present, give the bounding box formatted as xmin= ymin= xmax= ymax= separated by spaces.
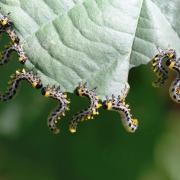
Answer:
xmin=0 ymin=14 xmax=179 ymax=135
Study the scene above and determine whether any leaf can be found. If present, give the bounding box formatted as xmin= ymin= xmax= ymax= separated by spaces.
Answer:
xmin=0 ymin=0 xmax=180 ymax=99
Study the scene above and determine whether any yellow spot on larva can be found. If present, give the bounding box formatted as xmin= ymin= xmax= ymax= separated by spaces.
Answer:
xmin=2 ymin=20 xmax=7 ymax=26
xmin=95 ymin=103 xmax=102 ymax=109
xmin=176 ymin=88 xmax=180 ymax=95
xmin=107 ymin=102 xmax=112 ymax=110
xmin=69 ymin=127 xmax=76 ymax=133
xmin=95 ymin=96 xmax=99 ymax=100
xmin=32 ymin=82 xmax=38 ymax=88
xmin=169 ymin=61 xmax=175 ymax=69
xmin=15 ymin=70 xmax=20 ymax=75
xmin=87 ymin=115 xmax=91 ymax=119
xmin=44 ymin=91 xmax=50 ymax=97
xmin=168 ymin=53 xmax=174 ymax=59
xmin=77 ymin=88 xmax=83 ymax=96
xmin=132 ymin=119 xmax=138 ymax=126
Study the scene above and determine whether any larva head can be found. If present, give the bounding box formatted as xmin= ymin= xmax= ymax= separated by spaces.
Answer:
xmin=0 ymin=15 xmax=12 ymax=28
xmin=76 ymin=83 xmax=87 ymax=96
xmin=41 ymin=87 xmax=51 ymax=97
xmin=102 ymin=100 xmax=112 ymax=110
xmin=26 ymin=70 xmax=42 ymax=89
xmin=19 ymin=54 xmax=27 ymax=64
xmin=165 ymin=48 xmax=176 ymax=60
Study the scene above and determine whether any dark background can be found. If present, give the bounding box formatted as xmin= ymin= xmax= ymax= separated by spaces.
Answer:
xmin=0 ymin=33 xmax=180 ymax=180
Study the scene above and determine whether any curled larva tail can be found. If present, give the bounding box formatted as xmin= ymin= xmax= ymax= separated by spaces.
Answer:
xmin=41 ymin=86 xmax=70 ymax=134
xmin=0 ymin=69 xmax=42 ymax=101
xmin=151 ymin=48 xmax=177 ymax=87
xmin=69 ymin=83 xmax=102 ymax=133
xmin=103 ymin=94 xmax=138 ymax=133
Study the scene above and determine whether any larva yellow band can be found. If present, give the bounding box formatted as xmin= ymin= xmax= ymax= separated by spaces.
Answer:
xmin=32 ymin=82 xmax=38 ymax=88
xmin=107 ymin=101 xmax=112 ymax=110
xmin=169 ymin=61 xmax=175 ymax=69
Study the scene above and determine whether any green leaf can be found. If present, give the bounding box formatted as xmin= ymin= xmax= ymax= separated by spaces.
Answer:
xmin=0 ymin=0 xmax=180 ymax=99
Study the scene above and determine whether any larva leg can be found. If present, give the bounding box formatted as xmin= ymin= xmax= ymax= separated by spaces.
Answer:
xmin=41 ymin=86 xmax=70 ymax=134
xmin=103 ymin=94 xmax=138 ymax=133
xmin=0 ymin=69 xmax=42 ymax=101
xmin=69 ymin=83 xmax=102 ymax=133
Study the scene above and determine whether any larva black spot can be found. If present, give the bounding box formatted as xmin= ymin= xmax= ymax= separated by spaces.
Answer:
xmin=69 ymin=83 xmax=102 ymax=133
xmin=0 ymin=69 xmax=42 ymax=101
xmin=103 ymin=86 xmax=138 ymax=133
xmin=41 ymin=86 xmax=70 ymax=134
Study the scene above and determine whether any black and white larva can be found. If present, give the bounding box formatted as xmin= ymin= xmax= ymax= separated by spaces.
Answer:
xmin=166 ymin=60 xmax=180 ymax=103
xmin=151 ymin=48 xmax=176 ymax=87
xmin=41 ymin=86 xmax=70 ymax=134
xmin=0 ymin=43 xmax=27 ymax=65
xmin=69 ymin=82 xmax=102 ymax=133
xmin=0 ymin=69 xmax=42 ymax=101
xmin=102 ymin=85 xmax=138 ymax=133
xmin=0 ymin=13 xmax=27 ymax=64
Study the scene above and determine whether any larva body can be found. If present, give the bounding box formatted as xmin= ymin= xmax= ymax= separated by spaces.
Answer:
xmin=0 ymin=69 xmax=42 ymax=101
xmin=168 ymin=62 xmax=180 ymax=103
xmin=41 ymin=86 xmax=70 ymax=134
xmin=151 ymin=48 xmax=176 ymax=87
xmin=0 ymin=44 xmax=27 ymax=65
xmin=103 ymin=84 xmax=138 ymax=133
xmin=69 ymin=83 xmax=102 ymax=133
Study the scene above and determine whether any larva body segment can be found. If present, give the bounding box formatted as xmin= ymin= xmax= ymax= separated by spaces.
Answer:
xmin=0 ymin=14 xmax=13 ymax=30
xmin=0 ymin=69 xmax=42 ymax=101
xmin=151 ymin=48 xmax=176 ymax=87
xmin=41 ymin=86 xmax=70 ymax=134
xmin=69 ymin=83 xmax=102 ymax=133
xmin=168 ymin=62 xmax=180 ymax=103
xmin=103 ymin=85 xmax=138 ymax=133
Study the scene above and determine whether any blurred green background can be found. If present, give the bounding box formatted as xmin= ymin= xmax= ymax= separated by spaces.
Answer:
xmin=0 ymin=33 xmax=180 ymax=180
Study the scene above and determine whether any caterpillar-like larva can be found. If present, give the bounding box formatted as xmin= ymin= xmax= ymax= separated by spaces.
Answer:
xmin=41 ymin=86 xmax=70 ymax=134
xmin=0 ymin=43 xmax=27 ymax=65
xmin=0 ymin=69 xmax=42 ymax=101
xmin=69 ymin=82 xmax=102 ymax=133
xmin=102 ymin=85 xmax=138 ymax=133
xmin=166 ymin=59 xmax=180 ymax=103
xmin=0 ymin=13 xmax=27 ymax=64
xmin=151 ymin=48 xmax=176 ymax=87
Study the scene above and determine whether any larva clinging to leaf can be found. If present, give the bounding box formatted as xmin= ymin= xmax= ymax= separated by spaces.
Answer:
xmin=103 ymin=85 xmax=138 ymax=133
xmin=41 ymin=86 xmax=70 ymax=134
xmin=69 ymin=82 xmax=102 ymax=133
xmin=0 ymin=69 xmax=42 ymax=101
